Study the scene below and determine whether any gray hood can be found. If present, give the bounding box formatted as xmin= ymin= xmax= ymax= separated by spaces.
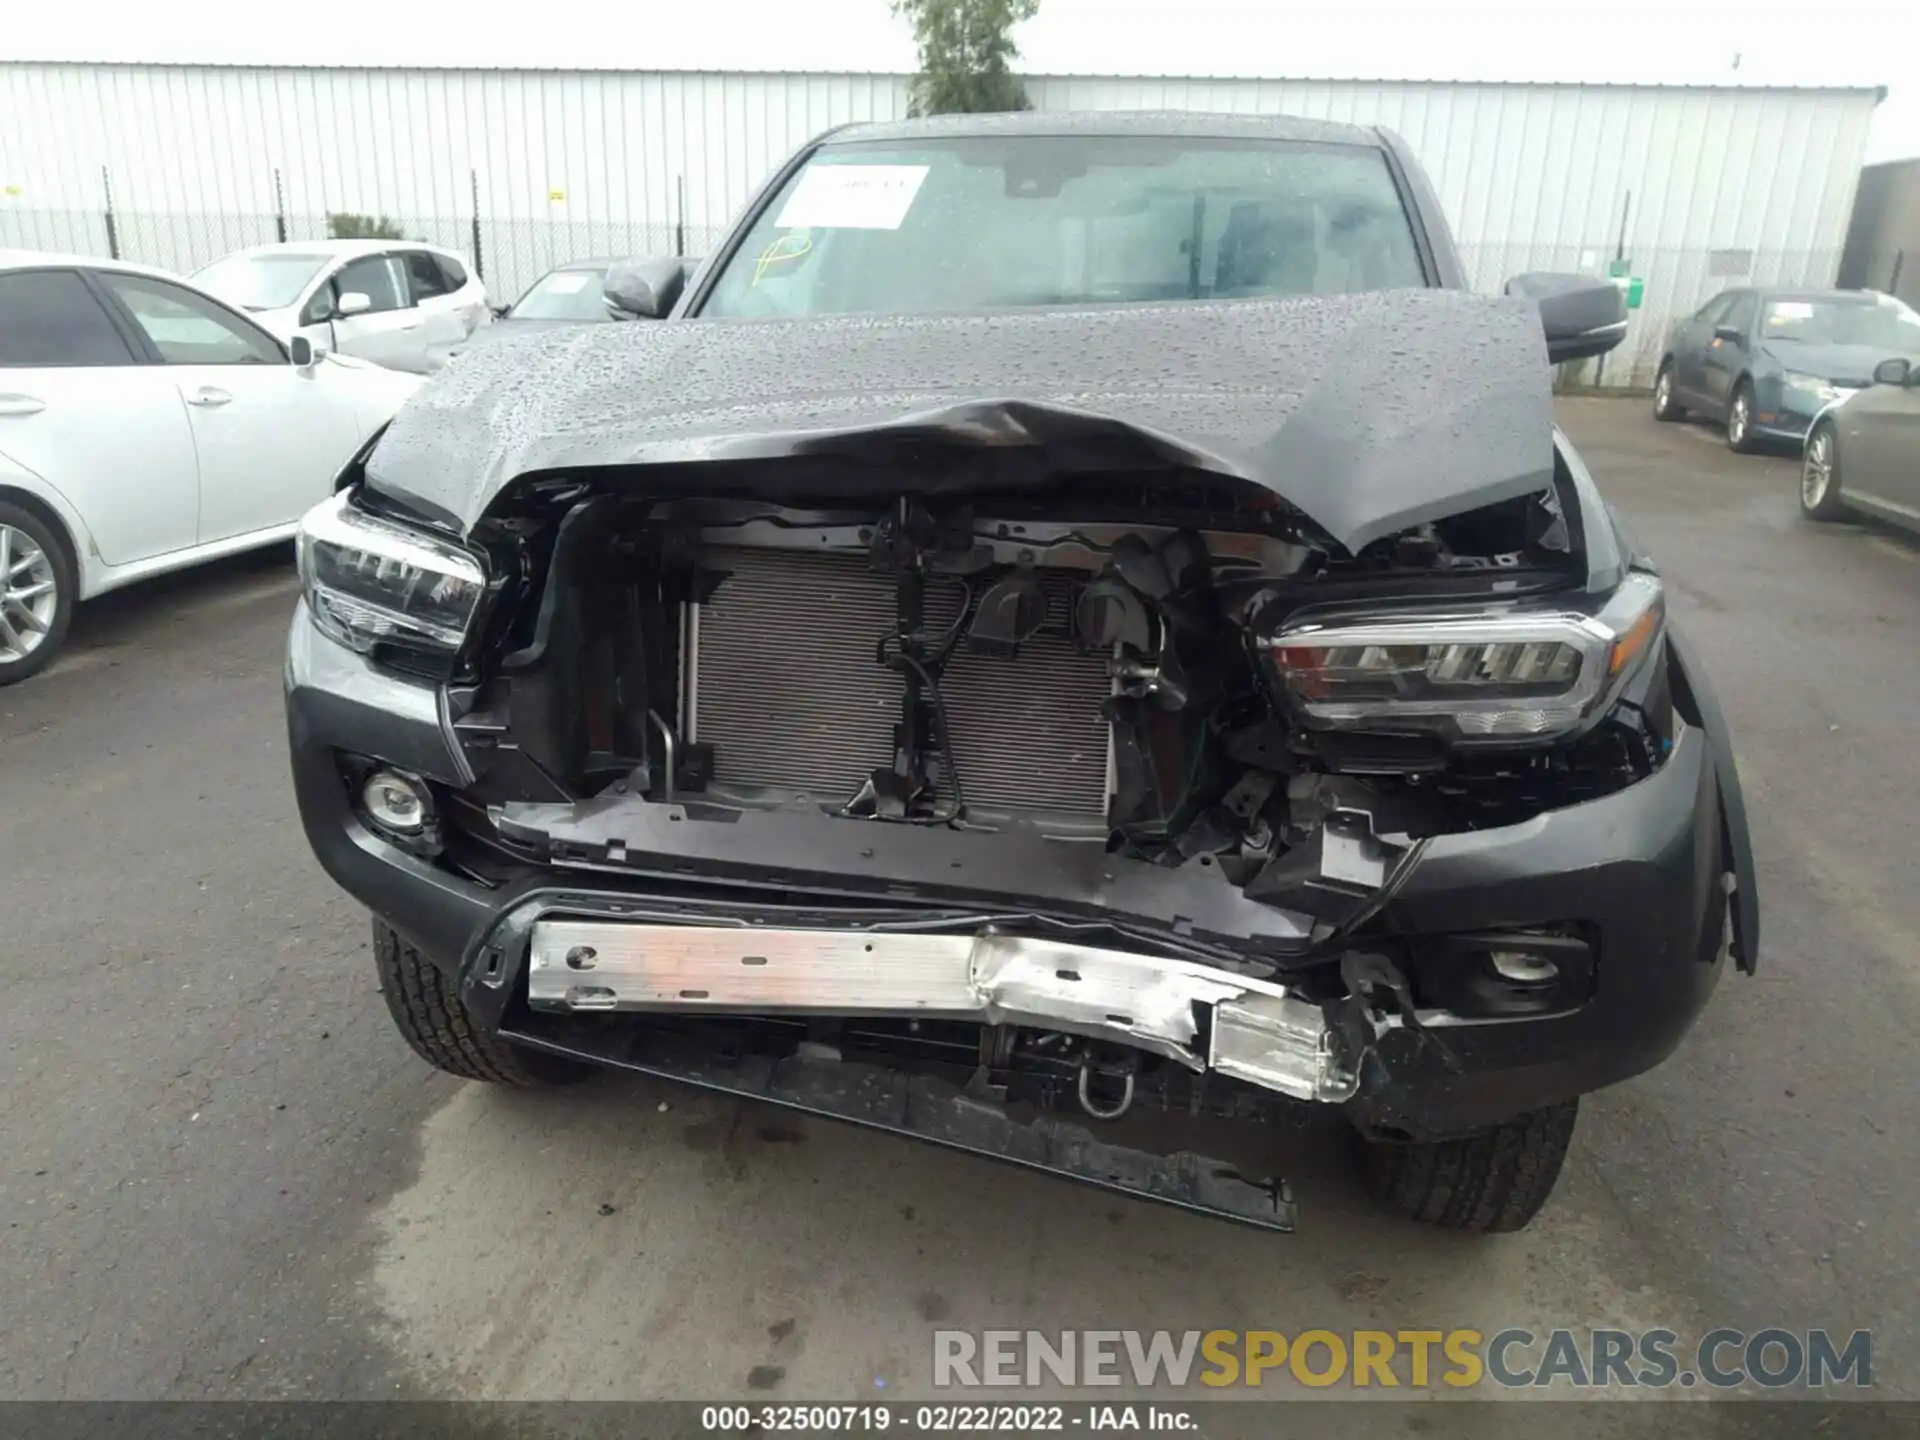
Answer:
xmin=362 ymin=289 xmax=1555 ymax=554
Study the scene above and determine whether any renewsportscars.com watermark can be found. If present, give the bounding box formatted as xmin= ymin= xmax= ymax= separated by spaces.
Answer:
xmin=933 ymin=1328 xmax=1873 ymax=1391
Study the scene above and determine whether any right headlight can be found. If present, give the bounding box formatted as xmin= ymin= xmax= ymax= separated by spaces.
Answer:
xmin=1266 ymin=571 xmax=1664 ymax=744
xmin=295 ymin=492 xmax=487 ymax=671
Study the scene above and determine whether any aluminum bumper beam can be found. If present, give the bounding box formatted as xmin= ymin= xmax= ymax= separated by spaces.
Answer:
xmin=526 ymin=922 xmax=1355 ymax=1105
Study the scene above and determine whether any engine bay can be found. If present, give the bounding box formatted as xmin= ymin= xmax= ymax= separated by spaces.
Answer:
xmin=440 ymin=464 xmax=1666 ymax=903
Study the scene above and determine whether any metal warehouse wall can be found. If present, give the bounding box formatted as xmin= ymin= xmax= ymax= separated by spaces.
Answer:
xmin=0 ymin=63 xmax=1881 ymax=384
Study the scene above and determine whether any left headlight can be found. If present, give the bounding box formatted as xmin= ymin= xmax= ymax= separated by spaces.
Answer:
xmin=1266 ymin=571 xmax=1664 ymax=744
xmin=295 ymin=492 xmax=486 ymax=668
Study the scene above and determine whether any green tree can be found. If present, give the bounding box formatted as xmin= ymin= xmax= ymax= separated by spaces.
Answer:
xmin=892 ymin=0 xmax=1039 ymax=116
xmin=327 ymin=212 xmax=407 ymax=240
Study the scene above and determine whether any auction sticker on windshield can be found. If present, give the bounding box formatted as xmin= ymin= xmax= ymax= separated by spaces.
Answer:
xmin=774 ymin=163 xmax=930 ymax=230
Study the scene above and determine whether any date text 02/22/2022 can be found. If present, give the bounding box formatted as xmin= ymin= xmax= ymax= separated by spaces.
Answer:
xmin=699 ymin=1403 xmax=1197 ymax=1432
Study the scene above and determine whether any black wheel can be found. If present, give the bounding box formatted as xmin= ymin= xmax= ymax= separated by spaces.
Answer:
xmin=1800 ymin=420 xmax=1847 ymax=521
xmin=1351 ymin=1099 xmax=1578 ymax=1233
xmin=1652 ymin=362 xmax=1685 ymax=421
xmin=0 ymin=501 xmax=75 ymax=687
xmin=373 ymin=919 xmax=591 ymax=1085
xmin=1725 ymin=380 xmax=1757 ymax=453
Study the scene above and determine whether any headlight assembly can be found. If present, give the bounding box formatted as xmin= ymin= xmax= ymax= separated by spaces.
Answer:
xmin=1266 ymin=571 xmax=1664 ymax=744
xmin=295 ymin=492 xmax=486 ymax=671
xmin=1781 ymin=371 xmax=1843 ymax=405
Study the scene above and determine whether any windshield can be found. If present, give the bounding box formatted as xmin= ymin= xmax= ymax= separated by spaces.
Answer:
xmin=701 ymin=135 xmax=1425 ymax=320
xmin=509 ymin=266 xmax=614 ymax=320
xmin=1761 ymin=296 xmax=1920 ymax=349
xmin=191 ymin=252 xmax=331 ymax=312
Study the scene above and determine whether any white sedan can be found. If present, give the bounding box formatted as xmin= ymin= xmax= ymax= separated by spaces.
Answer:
xmin=0 ymin=251 xmax=421 ymax=684
xmin=192 ymin=240 xmax=491 ymax=375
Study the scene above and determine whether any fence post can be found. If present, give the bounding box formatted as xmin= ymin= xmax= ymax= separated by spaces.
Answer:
xmin=274 ymin=168 xmax=288 ymax=243
xmin=101 ymin=167 xmax=119 ymax=260
xmin=470 ymin=169 xmax=484 ymax=282
xmin=675 ymin=175 xmax=686 ymax=258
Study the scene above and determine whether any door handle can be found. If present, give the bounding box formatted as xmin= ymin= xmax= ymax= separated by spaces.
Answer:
xmin=0 ymin=394 xmax=46 ymax=417
xmin=398 ymin=322 xmax=420 ymax=331
xmin=186 ymin=386 xmax=233 ymax=407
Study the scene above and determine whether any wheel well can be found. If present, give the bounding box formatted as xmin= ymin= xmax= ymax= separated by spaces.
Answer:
xmin=0 ymin=485 xmax=81 ymax=577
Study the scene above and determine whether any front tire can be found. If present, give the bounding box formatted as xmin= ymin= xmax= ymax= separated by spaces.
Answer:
xmin=1801 ymin=421 xmax=1847 ymax=520
xmin=0 ymin=502 xmax=75 ymax=687
xmin=1726 ymin=380 xmax=1757 ymax=453
xmin=1352 ymin=1100 xmax=1578 ymax=1233
xmin=373 ymin=920 xmax=590 ymax=1085
xmin=1653 ymin=363 xmax=1685 ymax=421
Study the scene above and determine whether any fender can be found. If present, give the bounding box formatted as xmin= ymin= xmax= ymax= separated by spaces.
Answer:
xmin=1666 ymin=623 xmax=1760 ymax=972
xmin=0 ymin=456 xmax=102 ymax=598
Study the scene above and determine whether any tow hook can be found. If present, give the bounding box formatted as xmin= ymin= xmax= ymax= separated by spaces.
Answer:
xmin=1075 ymin=1047 xmax=1139 ymax=1121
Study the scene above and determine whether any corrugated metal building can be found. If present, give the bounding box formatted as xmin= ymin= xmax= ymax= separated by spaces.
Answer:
xmin=0 ymin=62 xmax=1884 ymax=384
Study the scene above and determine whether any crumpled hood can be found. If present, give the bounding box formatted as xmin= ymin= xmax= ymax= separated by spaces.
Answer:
xmin=361 ymin=289 xmax=1555 ymax=554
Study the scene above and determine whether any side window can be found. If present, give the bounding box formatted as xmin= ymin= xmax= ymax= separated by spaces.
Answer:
xmin=1722 ymin=291 xmax=1757 ymax=337
xmin=0 ymin=270 xmax=137 ymax=366
xmin=333 ymin=256 xmax=408 ymax=314
xmin=1697 ymin=293 xmax=1735 ymax=326
xmin=434 ymin=254 xmax=468 ymax=292
xmin=403 ymin=251 xmax=452 ymax=302
xmin=100 ymin=273 xmax=283 ymax=365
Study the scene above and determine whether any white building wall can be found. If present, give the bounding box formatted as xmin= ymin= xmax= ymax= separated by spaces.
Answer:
xmin=0 ymin=63 xmax=1882 ymax=383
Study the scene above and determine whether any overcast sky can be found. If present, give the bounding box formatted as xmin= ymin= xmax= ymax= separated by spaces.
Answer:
xmin=15 ymin=0 xmax=1916 ymax=159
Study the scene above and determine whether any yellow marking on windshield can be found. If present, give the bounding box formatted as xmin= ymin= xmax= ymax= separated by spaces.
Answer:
xmin=753 ymin=231 xmax=813 ymax=285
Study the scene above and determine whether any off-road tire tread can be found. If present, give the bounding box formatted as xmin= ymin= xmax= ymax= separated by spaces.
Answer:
xmin=373 ymin=920 xmax=581 ymax=1085
xmin=1356 ymin=1099 xmax=1578 ymax=1233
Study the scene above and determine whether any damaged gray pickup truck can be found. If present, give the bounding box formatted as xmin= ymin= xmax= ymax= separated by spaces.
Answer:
xmin=287 ymin=112 xmax=1758 ymax=1234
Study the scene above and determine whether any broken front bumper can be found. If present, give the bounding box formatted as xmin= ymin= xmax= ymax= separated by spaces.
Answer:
xmin=526 ymin=922 xmax=1354 ymax=1103
xmin=287 ymin=605 xmax=1733 ymax=1148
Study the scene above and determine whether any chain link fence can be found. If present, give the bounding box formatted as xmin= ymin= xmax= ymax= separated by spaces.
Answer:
xmin=2 ymin=200 xmax=1842 ymax=389
xmin=0 ymin=203 xmax=722 ymax=312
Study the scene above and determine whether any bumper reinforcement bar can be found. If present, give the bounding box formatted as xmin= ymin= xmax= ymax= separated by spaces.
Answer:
xmin=525 ymin=920 xmax=1357 ymax=1104
xmin=504 ymin=1022 xmax=1298 ymax=1232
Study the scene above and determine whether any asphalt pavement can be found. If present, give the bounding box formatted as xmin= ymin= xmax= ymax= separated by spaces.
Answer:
xmin=2 ymin=399 xmax=1916 ymax=1427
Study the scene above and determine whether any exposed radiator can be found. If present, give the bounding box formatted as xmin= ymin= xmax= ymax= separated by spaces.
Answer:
xmin=689 ymin=546 xmax=1112 ymax=820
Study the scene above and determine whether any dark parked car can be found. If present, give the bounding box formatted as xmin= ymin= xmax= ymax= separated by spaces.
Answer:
xmin=1801 ymin=355 xmax=1920 ymax=528
xmin=287 ymin=112 xmax=1757 ymax=1235
xmin=432 ymin=256 xmax=696 ymax=363
xmin=1655 ymin=285 xmax=1920 ymax=452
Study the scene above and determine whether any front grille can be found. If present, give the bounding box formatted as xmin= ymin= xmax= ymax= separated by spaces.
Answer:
xmin=690 ymin=546 xmax=1112 ymax=819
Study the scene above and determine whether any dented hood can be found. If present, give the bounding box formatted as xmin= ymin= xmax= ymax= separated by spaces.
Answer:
xmin=361 ymin=289 xmax=1555 ymax=554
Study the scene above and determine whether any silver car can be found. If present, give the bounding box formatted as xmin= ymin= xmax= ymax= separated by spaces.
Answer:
xmin=192 ymin=240 xmax=491 ymax=374
xmin=1801 ymin=356 xmax=1920 ymax=531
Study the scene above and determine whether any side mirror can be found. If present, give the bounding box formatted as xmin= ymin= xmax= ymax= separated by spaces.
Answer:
xmin=335 ymin=291 xmax=373 ymax=318
xmin=490 ymin=303 xmax=511 ymax=319
xmin=289 ymin=335 xmax=323 ymax=367
xmin=1504 ymin=273 xmax=1629 ymax=365
xmin=1873 ymin=356 xmax=1911 ymax=386
xmin=1713 ymin=324 xmax=1744 ymax=344
xmin=603 ymin=258 xmax=687 ymax=320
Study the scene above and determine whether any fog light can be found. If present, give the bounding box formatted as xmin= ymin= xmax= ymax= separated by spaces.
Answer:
xmin=1487 ymin=950 xmax=1561 ymax=986
xmin=1413 ymin=929 xmax=1595 ymax=1018
xmin=362 ymin=770 xmax=428 ymax=834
